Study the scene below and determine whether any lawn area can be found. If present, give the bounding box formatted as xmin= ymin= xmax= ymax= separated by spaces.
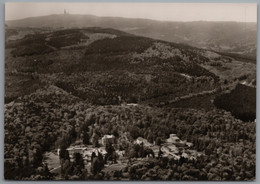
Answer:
xmin=103 ymin=162 xmax=127 ymax=173
xmin=43 ymin=151 xmax=60 ymax=171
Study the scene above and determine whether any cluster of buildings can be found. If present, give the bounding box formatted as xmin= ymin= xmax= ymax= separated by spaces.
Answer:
xmin=58 ymin=134 xmax=119 ymax=162
xmin=133 ymin=134 xmax=198 ymax=160
xmin=57 ymin=133 xmax=198 ymax=163
xmin=162 ymin=134 xmax=200 ymax=160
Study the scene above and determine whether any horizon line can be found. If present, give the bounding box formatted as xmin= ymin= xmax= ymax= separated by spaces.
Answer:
xmin=5 ymin=13 xmax=258 ymax=23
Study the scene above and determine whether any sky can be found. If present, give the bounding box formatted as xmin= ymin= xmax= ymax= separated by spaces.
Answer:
xmin=5 ymin=3 xmax=257 ymax=22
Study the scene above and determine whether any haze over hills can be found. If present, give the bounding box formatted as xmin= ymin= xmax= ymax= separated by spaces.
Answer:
xmin=6 ymin=14 xmax=257 ymax=57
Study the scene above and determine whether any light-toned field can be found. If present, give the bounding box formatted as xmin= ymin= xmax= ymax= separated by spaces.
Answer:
xmin=43 ymin=152 xmax=60 ymax=171
xmin=103 ymin=162 xmax=127 ymax=173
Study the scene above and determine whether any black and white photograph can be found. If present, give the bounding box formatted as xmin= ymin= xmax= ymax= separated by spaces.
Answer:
xmin=4 ymin=2 xmax=257 ymax=181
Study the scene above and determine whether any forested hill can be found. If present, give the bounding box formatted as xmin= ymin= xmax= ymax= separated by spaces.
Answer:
xmin=5 ymin=27 xmax=256 ymax=120
xmin=5 ymin=27 xmax=220 ymax=105
xmin=6 ymin=14 xmax=257 ymax=57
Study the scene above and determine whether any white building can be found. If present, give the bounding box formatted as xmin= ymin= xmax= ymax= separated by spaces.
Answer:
xmin=66 ymin=146 xmax=87 ymax=158
xmin=134 ymin=137 xmax=152 ymax=147
xmin=83 ymin=147 xmax=107 ymax=161
xmin=166 ymin=134 xmax=186 ymax=147
xmin=101 ymin=135 xmax=115 ymax=145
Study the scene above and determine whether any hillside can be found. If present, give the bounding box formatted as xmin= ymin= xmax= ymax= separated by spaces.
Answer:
xmin=5 ymin=27 xmax=256 ymax=106
xmin=4 ymin=27 xmax=256 ymax=180
xmin=6 ymin=14 xmax=257 ymax=57
xmin=5 ymin=27 xmax=219 ymax=105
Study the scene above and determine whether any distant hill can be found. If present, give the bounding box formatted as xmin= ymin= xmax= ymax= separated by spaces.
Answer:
xmin=6 ymin=14 xmax=257 ymax=57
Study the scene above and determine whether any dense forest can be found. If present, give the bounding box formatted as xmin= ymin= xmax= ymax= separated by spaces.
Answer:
xmin=4 ymin=27 xmax=256 ymax=180
xmin=4 ymin=85 xmax=256 ymax=180
xmin=214 ymin=84 xmax=256 ymax=121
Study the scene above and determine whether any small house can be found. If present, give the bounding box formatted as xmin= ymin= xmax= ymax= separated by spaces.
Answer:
xmin=101 ymin=135 xmax=115 ymax=145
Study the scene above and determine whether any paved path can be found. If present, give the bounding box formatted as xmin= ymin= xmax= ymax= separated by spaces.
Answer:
xmin=50 ymin=166 xmax=61 ymax=173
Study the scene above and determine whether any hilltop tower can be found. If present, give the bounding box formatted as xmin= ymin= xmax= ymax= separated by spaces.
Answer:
xmin=64 ymin=9 xmax=69 ymax=15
